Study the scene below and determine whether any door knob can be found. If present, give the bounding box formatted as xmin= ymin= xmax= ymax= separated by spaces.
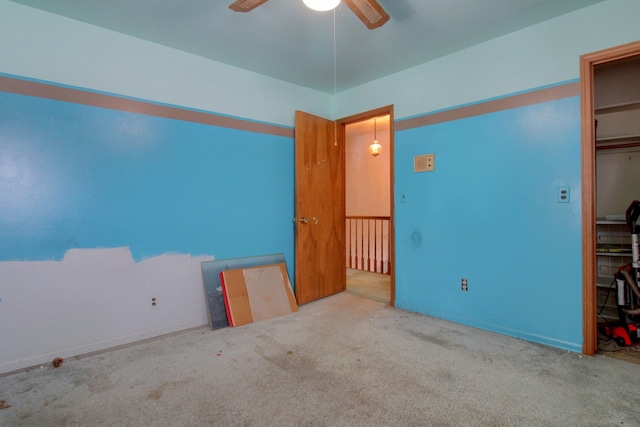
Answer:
xmin=300 ymin=217 xmax=309 ymax=224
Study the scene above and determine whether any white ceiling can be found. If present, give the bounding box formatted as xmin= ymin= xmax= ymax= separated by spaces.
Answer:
xmin=9 ymin=0 xmax=603 ymax=93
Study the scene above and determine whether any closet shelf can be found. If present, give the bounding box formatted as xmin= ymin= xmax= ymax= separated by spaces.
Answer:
xmin=595 ymin=251 xmax=631 ymax=257
xmin=595 ymin=101 xmax=640 ymax=114
xmin=597 ymin=134 xmax=640 ymax=142
xmin=596 ymin=135 xmax=640 ymax=149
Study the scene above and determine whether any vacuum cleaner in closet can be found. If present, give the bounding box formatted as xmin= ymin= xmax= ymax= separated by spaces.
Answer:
xmin=603 ymin=200 xmax=640 ymax=347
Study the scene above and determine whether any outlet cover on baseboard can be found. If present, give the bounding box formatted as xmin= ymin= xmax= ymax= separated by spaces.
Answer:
xmin=414 ymin=154 xmax=435 ymax=172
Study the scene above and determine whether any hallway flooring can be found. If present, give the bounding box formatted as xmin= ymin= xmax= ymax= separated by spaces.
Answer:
xmin=345 ymin=268 xmax=390 ymax=304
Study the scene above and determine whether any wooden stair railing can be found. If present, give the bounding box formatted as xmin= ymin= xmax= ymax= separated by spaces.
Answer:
xmin=346 ymin=216 xmax=391 ymax=275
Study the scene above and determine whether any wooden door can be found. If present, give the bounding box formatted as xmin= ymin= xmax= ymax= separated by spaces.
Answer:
xmin=294 ymin=110 xmax=345 ymax=305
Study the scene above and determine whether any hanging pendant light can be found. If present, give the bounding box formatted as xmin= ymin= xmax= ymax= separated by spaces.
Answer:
xmin=303 ymin=0 xmax=341 ymax=12
xmin=369 ymin=118 xmax=382 ymax=157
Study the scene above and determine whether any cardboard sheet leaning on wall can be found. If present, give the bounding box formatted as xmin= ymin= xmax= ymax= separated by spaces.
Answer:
xmin=220 ymin=263 xmax=298 ymax=327
xmin=200 ymin=254 xmax=286 ymax=329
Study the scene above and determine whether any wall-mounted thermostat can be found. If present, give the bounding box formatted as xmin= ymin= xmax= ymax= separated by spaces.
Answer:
xmin=414 ymin=154 xmax=435 ymax=172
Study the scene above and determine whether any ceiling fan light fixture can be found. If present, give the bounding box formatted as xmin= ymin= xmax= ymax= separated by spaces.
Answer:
xmin=230 ymin=0 xmax=389 ymax=30
xmin=303 ymin=0 xmax=341 ymax=12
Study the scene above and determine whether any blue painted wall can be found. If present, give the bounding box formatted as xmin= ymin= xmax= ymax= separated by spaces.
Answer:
xmin=0 ymin=91 xmax=294 ymax=266
xmin=5 ymin=0 xmax=639 ymax=363
xmin=394 ymin=96 xmax=583 ymax=351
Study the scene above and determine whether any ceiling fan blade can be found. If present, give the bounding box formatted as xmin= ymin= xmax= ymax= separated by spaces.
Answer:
xmin=344 ymin=0 xmax=390 ymax=29
xmin=229 ymin=0 xmax=269 ymax=12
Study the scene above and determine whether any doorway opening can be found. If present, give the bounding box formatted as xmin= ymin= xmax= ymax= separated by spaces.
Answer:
xmin=581 ymin=41 xmax=640 ymax=357
xmin=340 ymin=106 xmax=394 ymax=305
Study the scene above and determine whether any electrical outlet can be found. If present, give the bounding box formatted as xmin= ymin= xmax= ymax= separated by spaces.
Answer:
xmin=558 ymin=186 xmax=570 ymax=203
xmin=151 ymin=297 xmax=159 ymax=309
xmin=461 ymin=278 xmax=468 ymax=291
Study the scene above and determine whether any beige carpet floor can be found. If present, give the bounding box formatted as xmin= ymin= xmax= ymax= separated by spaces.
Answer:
xmin=2 ymin=291 xmax=640 ymax=426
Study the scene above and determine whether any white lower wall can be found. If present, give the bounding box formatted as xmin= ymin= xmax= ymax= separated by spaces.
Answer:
xmin=0 ymin=248 xmax=213 ymax=374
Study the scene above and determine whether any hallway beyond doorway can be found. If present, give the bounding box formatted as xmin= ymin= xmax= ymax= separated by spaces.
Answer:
xmin=346 ymin=268 xmax=391 ymax=303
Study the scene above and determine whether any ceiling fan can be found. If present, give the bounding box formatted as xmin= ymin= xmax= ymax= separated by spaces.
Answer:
xmin=229 ymin=0 xmax=390 ymax=30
